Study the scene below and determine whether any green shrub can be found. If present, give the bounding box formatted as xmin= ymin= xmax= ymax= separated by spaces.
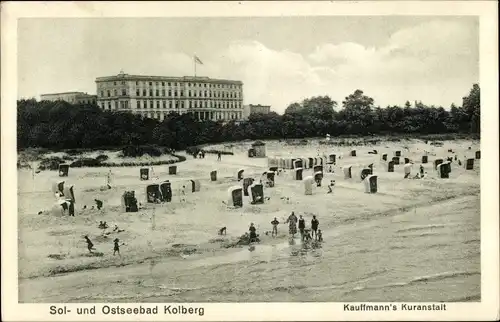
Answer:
xmin=70 ymin=158 xmax=102 ymax=167
xmin=122 ymin=145 xmax=163 ymax=157
xmin=95 ymin=154 xmax=109 ymax=162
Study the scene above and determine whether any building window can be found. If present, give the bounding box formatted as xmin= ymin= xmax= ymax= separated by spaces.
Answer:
xmin=174 ymin=91 xmax=178 ymax=97
xmin=136 ymin=89 xmax=140 ymax=96
xmin=175 ymin=101 xmax=179 ymax=108
xmin=143 ymin=89 xmax=146 ymax=96
xmin=162 ymin=89 xmax=165 ymax=96
xmin=168 ymin=90 xmax=171 ymax=96
xmin=168 ymin=82 xmax=171 ymax=86
xmin=156 ymin=89 xmax=159 ymax=96
xmin=189 ymin=101 xmax=192 ymax=108
xmin=114 ymin=81 xmax=117 ymax=85
xmin=107 ymin=90 xmax=111 ymax=97
xmin=122 ymin=89 xmax=127 ymax=96
xmin=169 ymin=101 xmax=172 ymax=108
xmin=137 ymin=101 xmax=141 ymax=109
xmin=150 ymin=101 xmax=154 ymax=108
xmin=101 ymin=91 xmax=104 ymax=97
xmin=136 ymin=81 xmax=139 ymax=85
xmin=163 ymin=101 xmax=166 ymax=109
xmin=162 ymin=82 xmax=165 ymax=86
xmin=108 ymin=102 xmax=111 ymax=109
xmin=157 ymin=101 xmax=160 ymax=109
xmin=115 ymin=101 xmax=118 ymax=109
xmin=144 ymin=100 xmax=147 ymax=108
xmin=180 ymin=91 xmax=184 ymax=97
xmin=149 ymin=82 xmax=153 ymax=86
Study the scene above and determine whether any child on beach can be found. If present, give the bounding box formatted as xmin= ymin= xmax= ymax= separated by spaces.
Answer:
xmin=84 ymin=236 xmax=95 ymax=253
xmin=95 ymin=199 xmax=103 ymax=210
xmin=271 ymin=217 xmax=279 ymax=237
xmin=113 ymin=238 xmax=123 ymax=256
xmin=317 ymin=230 xmax=323 ymax=242
xmin=180 ymin=186 xmax=186 ymax=202
xmin=249 ymin=223 xmax=258 ymax=243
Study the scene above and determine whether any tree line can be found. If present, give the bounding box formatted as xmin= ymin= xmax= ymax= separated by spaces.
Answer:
xmin=17 ymin=84 xmax=480 ymax=151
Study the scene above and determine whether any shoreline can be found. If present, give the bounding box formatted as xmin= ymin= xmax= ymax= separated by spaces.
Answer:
xmin=20 ymin=190 xmax=479 ymax=282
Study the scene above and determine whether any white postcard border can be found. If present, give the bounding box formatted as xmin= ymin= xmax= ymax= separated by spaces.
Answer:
xmin=1 ymin=1 xmax=498 ymax=321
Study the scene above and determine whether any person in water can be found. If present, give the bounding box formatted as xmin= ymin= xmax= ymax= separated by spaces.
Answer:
xmin=311 ymin=215 xmax=319 ymax=240
xmin=249 ymin=223 xmax=258 ymax=243
xmin=298 ymin=215 xmax=306 ymax=240
xmin=84 ymin=236 xmax=95 ymax=253
xmin=286 ymin=212 xmax=298 ymax=238
xmin=317 ymin=229 xmax=323 ymax=242
xmin=271 ymin=217 xmax=279 ymax=237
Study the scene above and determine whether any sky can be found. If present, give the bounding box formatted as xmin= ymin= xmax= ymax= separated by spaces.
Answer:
xmin=18 ymin=16 xmax=478 ymax=113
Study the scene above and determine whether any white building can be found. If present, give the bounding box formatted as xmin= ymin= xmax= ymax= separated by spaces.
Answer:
xmin=95 ymin=72 xmax=244 ymax=121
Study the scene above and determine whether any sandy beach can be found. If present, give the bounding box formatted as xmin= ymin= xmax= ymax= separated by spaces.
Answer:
xmin=18 ymin=138 xmax=480 ymax=302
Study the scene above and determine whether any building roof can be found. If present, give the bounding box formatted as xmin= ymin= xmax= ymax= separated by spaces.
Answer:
xmin=95 ymin=74 xmax=243 ymax=85
xmin=252 ymin=140 xmax=266 ymax=146
xmin=41 ymin=91 xmax=96 ymax=96
xmin=249 ymin=104 xmax=271 ymax=107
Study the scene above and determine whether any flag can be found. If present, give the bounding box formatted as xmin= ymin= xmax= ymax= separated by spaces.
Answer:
xmin=194 ymin=55 xmax=204 ymax=65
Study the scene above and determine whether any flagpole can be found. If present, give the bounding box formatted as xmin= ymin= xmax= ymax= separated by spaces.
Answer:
xmin=194 ymin=56 xmax=196 ymax=77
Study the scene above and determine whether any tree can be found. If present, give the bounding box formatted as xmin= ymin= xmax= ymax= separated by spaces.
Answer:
xmin=462 ymin=84 xmax=480 ymax=133
xmin=284 ymin=102 xmax=302 ymax=115
xmin=340 ymin=90 xmax=376 ymax=134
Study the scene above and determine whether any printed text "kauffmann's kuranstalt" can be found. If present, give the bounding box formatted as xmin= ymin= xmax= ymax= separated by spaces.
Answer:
xmin=344 ymin=303 xmax=447 ymax=311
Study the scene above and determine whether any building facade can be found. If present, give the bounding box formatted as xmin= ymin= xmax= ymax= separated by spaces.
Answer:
xmin=40 ymin=92 xmax=97 ymax=105
xmin=95 ymin=72 xmax=244 ymax=121
xmin=243 ymin=104 xmax=271 ymax=119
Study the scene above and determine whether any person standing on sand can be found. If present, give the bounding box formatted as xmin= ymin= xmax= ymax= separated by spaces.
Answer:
xmin=113 ymin=238 xmax=122 ymax=256
xmin=180 ymin=185 xmax=186 ymax=202
xmin=271 ymin=217 xmax=280 ymax=237
xmin=311 ymin=215 xmax=319 ymax=240
xmin=68 ymin=201 xmax=75 ymax=217
xmin=298 ymin=215 xmax=306 ymax=240
xmin=84 ymin=236 xmax=95 ymax=253
xmin=249 ymin=223 xmax=258 ymax=243
xmin=217 ymin=152 xmax=222 ymax=161
xmin=286 ymin=212 xmax=298 ymax=238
